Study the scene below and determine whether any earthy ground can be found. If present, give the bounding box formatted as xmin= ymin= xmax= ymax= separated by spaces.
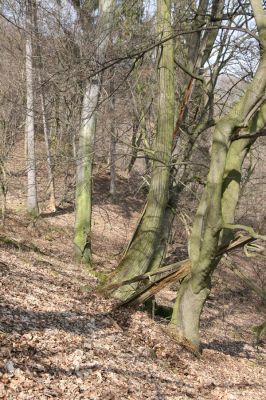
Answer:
xmin=0 ymin=173 xmax=265 ymax=400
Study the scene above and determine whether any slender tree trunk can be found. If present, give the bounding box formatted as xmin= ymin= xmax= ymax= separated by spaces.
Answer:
xmin=111 ymin=0 xmax=175 ymax=300
xmin=74 ymin=83 xmax=98 ymax=264
xmin=109 ymin=81 xmax=116 ymax=200
xmin=39 ymin=86 xmax=56 ymax=212
xmin=74 ymin=0 xmax=114 ymax=265
xmin=25 ymin=0 xmax=39 ymax=217
xmin=32 ymin=2 xmax=56 ymax=212
xmin=109 ymin=131 xmax=116 ymax=199
xmin=127 ymin=108 xmax=150 ymax=175
xmin=0 ymin=162 xmax=7 ymax=226
xmin=170 ymin=0 xmax=266 ymax=351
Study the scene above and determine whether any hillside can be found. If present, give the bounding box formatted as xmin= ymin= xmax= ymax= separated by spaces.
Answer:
xmin=0 ymin=175 xmax=265 ymax=400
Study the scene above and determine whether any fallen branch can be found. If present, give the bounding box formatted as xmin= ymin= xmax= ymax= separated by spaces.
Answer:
xmin=244 ymin=242 xmax=266 ymax=258
xmin=115 ymin=235 xmax=256 ymax=306
xmin=120 ymin=260 xmax=191 ymax=307
xmin=102 ymin=259 xmax=188 ymax=293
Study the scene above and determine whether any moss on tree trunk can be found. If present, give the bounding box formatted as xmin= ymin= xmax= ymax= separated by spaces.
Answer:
xmin=111 ymin=0 xmax=175 ymax=300
xmin=171 ymin=24 xmax=266 ymax=350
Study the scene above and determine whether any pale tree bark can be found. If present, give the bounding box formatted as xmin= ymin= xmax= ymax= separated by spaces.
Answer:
xmin=33 ymin=0 xmax=56 ymax=212
xmin=74 ymin=0 xmax=114 ymax=265
xmin=109 ymin=129 xmax=116 ymax=199
xmin=25 ymin=0 xmax=39 ymax=217
xmin=170 ymin=0 xmax=266 ymax=353
xmin=111 ymin=0 xmax=175 ymax=300
xmin=109 ymin=80 xmax=116 ymax=200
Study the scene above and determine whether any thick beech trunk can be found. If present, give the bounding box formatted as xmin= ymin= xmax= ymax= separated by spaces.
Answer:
xmin=110 ymin=0 xmax=226 ymax=301
xmin=111 ymin=0 xmax=175 ymax=300
xmin=170 ymin=0 xmax=266 ymax=351
xmin=170 ymin=276 xmax=210 ymax=352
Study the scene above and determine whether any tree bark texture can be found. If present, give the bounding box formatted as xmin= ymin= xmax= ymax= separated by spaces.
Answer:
xmin=110 ymin=0 xmax=226 ymax=301
xmin=74 ymin=0 xmax=114 ymax=264
xmin=111 ymin=0 xmax=175 ymax=300
xmin=170 ymin=0 xmax=266 ymax=352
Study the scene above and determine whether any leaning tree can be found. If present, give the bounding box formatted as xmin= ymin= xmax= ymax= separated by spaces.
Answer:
xmin=107 ymin=0 xmax=266 ymax=352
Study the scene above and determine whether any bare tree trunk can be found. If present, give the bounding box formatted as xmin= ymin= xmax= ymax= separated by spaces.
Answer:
xmin=74 ymin=0 xmax=114 ymax=265
xmin=40 ymin=85 xmax=56 ymax=212
xmin=109 ymin=81 xmax=116 ymax=200
xmin=25 ymin=0 xmax=39 ymax=217
xmin=0 ymin=162 xmax=7 ymax=226
xmin=32 ymin=1 xmax=56 ymax=212
xmin=74 ymin=83 xmax=98 ymax=264
xmin=109 ymin=0 xmax=226 ymax=301
xmin=111 ymin=0 xmax=175 ymax=300
xmin=170 ymin=0 xmax=266 ymax=352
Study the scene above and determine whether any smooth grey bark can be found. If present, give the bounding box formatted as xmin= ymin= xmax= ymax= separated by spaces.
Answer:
xmin=74 ymin=83 xmax=98 ymax=264
xmin=25 ymin=0 xmax=39 ymax=217
xmin=33 ymin=1 xmax=56 ymax=212
xmin=109 ymin=81 xmax=116 ymax=200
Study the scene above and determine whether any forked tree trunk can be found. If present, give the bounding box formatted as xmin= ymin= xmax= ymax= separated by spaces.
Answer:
xmin=111 ymin=0 xmax=175 ymax=300
xmin=74 ymin=0 xmax=114 ymax=265
xmin=110 ymin=0 xmax=225 ymax=301
xmin=25 ymin=0 xmax=39 ymax=217
xmin=170 ymin=0 xmax=266 ymax=351
xmin=171 ymin=112 xmax=266 ymax=352
xmin=170 ymin=131 xmax=264 ymax=352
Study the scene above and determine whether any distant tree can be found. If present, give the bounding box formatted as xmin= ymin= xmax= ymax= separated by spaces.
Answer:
xmin=33 ymin=0 xmax=56 ymax=212
xmin=25 ymin=0 xmax=39 ymax=216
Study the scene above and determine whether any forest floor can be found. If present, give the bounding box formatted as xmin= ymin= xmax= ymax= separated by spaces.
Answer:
xmin=0 ymin=172 xmax=265 ymax=400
